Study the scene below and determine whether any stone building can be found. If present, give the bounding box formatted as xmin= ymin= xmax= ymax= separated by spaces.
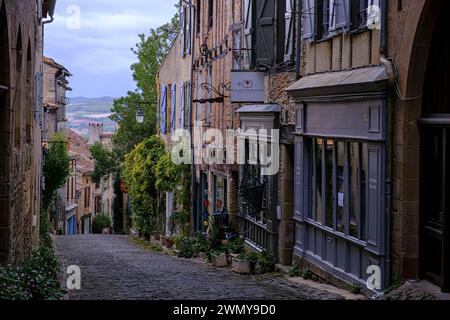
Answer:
xmin=42 ymin=56 xmax=72 ymax=234
xmin=386 ymin=0 xmax=450 ymax=293
xmin=158 ymin=1 xmax=194 ymax=236
xmin=0 ymin=0 xmax=56 ymax=265
xmin=67 ymin=129 xmax=94 ymax=234
xmin=283 ymin=0 xmax=450 ymax=295
xmin=88 ymin=123 xmax=115 ymax=223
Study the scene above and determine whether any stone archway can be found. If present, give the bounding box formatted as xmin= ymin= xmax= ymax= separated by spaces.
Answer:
xmin=392 ymin=0 xmax=449 ymax=291
xmin=0 ymin=0 xmax=11 ymax=264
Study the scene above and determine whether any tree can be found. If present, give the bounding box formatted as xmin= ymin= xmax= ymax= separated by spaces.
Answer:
xmin=110 ymin=10 xmax=180 ymax=159
xmin=42 ymin=133 xmax=71 ymax=211
xmin=90 ymin=142 xmax=116 ymax=184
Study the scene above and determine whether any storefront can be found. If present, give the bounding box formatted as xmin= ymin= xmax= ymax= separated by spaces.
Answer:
xmin=287 ymin=66 xmax=389 ymax=292
xmin=236 ymin=104 xmax=280 ymax=255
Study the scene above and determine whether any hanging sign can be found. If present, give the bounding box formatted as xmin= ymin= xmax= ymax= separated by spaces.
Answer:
xmin=230 ymin=71 xmax=265 ymax=103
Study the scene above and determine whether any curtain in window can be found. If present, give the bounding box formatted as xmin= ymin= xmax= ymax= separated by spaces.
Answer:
xmin=332 ymin=0 xmax=350 ymax=30
xmin=160 ymin=86 xmax=167 ymax=134
xmin=180 ymin=81 xmax=185 ymax=129
xmin=187 ymin=1 xmax=192 ymax=55
xmin=180 ymin=7 xmax=186 ymax=57
xmin=171 ymin=84 xmax=177 ymax=133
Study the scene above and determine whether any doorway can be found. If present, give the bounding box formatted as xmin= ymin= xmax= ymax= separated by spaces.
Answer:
xmin=420 ymin=125 xmax=450 ymax=292
xmin=419 ymin=1 xmax=450 ymax=292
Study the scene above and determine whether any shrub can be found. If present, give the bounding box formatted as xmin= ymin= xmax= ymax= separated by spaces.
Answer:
xmin=0 ymin=246 xmax=64 ymax=300
xmin=92 ymin=214 xmax=112 ymax=234
xmin=177 ymin=238 xmax=195 ymax=258
xmin=259 ymin=250 xmax=277 ymax=273
xmin=288 ymin=264 xmax=301 ymax=277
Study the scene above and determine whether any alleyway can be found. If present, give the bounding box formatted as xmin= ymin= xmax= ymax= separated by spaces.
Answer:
xmin=55 ymin=235 xmax=343 ymax=300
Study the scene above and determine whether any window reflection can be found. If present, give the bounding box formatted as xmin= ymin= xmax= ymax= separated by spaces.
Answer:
xmin=325 ymin=140 xmax=334 ymax=228
xmin=336 ymin=141 xmax=345 ymax=233
xmin=314 ymin=139 xmax=323 ymax=224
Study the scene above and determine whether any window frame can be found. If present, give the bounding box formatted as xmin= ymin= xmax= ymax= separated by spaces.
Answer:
xmin=307 ymin=137 xmax=368 ymax=242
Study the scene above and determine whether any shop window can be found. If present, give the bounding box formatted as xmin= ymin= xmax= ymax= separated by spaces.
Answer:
xmin=213 ymin=175 xmax=227 ymax=213
xmin=308 ymin=138 xmax=368 ymax=241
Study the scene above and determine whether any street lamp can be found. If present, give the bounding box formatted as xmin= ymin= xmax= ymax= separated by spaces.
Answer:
xmin=136 ymin=108 xmax=144 ymax=124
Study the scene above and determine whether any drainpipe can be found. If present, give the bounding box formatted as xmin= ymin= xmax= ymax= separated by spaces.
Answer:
xmin=295 ymin=0 xmax=303 ymax=80
xmin=379 ymin=0 xmax=394 ymax=294
xmin=187 ymin=1 xmax=197 ymax=236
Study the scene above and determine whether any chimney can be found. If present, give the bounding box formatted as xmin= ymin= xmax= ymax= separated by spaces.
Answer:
xmin=88 ymin=123 xmax=103 ymax=145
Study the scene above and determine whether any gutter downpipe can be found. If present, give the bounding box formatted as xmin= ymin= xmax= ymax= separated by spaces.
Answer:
xmin=188 ymin=1 xmax=197 ymax=236
xmin=379 ymin=0 xmax=394 ymax=296
xmin=295 ymin=0 xmax=303 ymax=80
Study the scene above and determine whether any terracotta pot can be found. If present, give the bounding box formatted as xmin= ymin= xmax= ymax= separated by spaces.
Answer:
xmin=165 ymin=238 xmax=174 ymax=249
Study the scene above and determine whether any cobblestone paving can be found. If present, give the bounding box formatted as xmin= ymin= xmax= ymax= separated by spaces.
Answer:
xmin=55 ymin=235 xmax=343 ymax=300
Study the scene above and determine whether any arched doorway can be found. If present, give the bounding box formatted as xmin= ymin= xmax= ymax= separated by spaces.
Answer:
xmin=418 ymin=1 xmax=450 ymax=292
xmin=0 ymin=0 xmax=11 ymax=264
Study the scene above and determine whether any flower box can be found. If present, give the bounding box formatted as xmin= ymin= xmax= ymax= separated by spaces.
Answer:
xmin=232 ymin=257 xmax=251 ymax=274
xmin=211 ymin=253 xmax=228 ymax=268
xmin=164 ymin=237 xmax=174 ymax=249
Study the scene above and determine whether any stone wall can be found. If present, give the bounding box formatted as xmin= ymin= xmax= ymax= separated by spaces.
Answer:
xmin=0 ymin=0 xmax=43 ymax=265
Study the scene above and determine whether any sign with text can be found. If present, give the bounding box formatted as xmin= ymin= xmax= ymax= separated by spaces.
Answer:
xmin=231 ymin=71 xmax=265 ymax=103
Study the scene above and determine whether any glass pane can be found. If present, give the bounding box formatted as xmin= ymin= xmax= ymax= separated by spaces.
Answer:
xmin=325 ymin=140 xmax=334 ymax=228
xmin=336 ymin=141 xmax=345 ymax=233
xmin=315 ymin=138 xmax=323 ymax=224
xmin=361 ymin=143 xmax=368 ymax=240
xmin=349 ymin=142 xmax=360 ymax=238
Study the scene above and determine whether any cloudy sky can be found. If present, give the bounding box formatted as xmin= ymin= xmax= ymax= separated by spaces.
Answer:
xmin=44 ymin=0 xmax=178 ymax=98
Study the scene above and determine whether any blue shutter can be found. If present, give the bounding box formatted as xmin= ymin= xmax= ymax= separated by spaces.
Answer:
xmin=303 ymin=0 xmax=316 ymax=40
xmin=171 ymin=84 xmax=177 ymax=133
xmin=35 ymin=72 xmax=41 ymax=121
xmin=187 ymin=1 xmax=192 ymax=55
xmin=160 ymin=86 xmax=167 ymax=134
xmin=180 ymin=8 xmax=186 ymax=57
xmin=180 ymin=82 xmax=185 ymax=129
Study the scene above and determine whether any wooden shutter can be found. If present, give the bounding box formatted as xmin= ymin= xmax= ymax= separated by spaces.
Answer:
xmin=187 ymin=1 xmax=192 ymax=55
xmin=255 ymin=0 xmax=275 ymax=66
xmin=35 ymin=72 xmax=41 ymax=121
xmin=160 ymin=86 xmax=167 ymax=134
xmin=180 ymin=82 xmax=185 ymax=129
xmin=171 ymin=84 xmax=177 ymax=132
xmin=334 ymin=0 xmax=350 ymax=29
xmin=244 ymin=0 xmax=255 ymax=69
xmin=284 ymin=0 xmax=295 ymax=62
xmin=180 ymin=8 xmax=186 ymax=57
xmin=302 ymin=0 xmax=315 ymax=40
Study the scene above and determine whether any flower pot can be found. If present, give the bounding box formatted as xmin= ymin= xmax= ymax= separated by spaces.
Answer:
xmin=253 ymin=262 xmax=263 ymax=275
xmin=164 ymin=237 xmax=174 ymax=249
xmin=198 ymin=252 xmax=207 ymax=260
xmin=232 ymin=257 xmax=251 ymax=274
xmin=211 ymin=253 xmax=228 ymax=268
xmin=154 ymin=234 xmax=161 ymax=241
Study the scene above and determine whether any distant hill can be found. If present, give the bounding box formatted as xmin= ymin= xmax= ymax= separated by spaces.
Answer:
xmin=67 ymin=96 xmax=116 ymax=138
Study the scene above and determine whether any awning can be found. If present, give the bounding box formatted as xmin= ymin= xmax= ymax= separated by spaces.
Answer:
xmin=236 ymin=104 xmax=281 ymax=114
xmin=65 ymin=203 xmax=78 ymax=212
xmin=286 ymin=65 xmax=389 ymax=100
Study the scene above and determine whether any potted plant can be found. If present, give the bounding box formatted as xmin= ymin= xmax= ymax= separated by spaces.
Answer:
xmin=210 ymin=250 xmax=228 ymax=268
xmin=164 ymin=236 xmax=174 ymax=249
xmin=232 ymin=253 xmax=251 ymax=274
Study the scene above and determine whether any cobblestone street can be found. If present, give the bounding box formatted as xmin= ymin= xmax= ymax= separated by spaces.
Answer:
xmin=55 ymin=235 xmax=344 ymax=300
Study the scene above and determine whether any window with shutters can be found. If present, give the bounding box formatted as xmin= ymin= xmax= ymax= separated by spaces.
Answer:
xmin=350 ymin=0 xmax=368 ymax=31
xmin=303 ymin=0 xmax=352 ymax=41
xmin=316 ymin=0 xmax=331 ymax=40
xmin=180 ymin=7 xmax=186 ymax=57
xmin=196 ymin=0 xmax=201 ymax=35
xmin=208 ymin=0 xmax=213 ymax=29
xmin=160 ymin=86 xmax=167 ymax=134
xmin=284 ymin=0 xmax=296 ymax=63
xmin=244 ymin=0 xmax=255 ymax=69
xmin=171 ymin=84 xmax=177 ymax=132
xmin=205 ymin=65 xmax=212 ymax=126
xmin=255 ymin=0 xmax=275 ymax=66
